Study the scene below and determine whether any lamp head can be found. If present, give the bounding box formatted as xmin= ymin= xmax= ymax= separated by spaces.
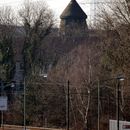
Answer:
xmin=117 ymin=75 xmax=124 ymax=81
xmin=43 ymin=73 xmax=48 ymax=78
xmin=11 ymin=81 xmax=16 ymax=88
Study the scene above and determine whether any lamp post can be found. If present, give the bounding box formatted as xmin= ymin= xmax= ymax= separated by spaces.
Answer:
xmin=43 ymin=73 xmax=47 ymax=127
xmin=66 ymin=80 xmax=70 ymax=130
xmin=117 ymin=76 xmax=124 ymax=130
xmin=117 ymin=79 xmax=120 ymax=130
xmin=24 ymin=78 xmax=26 ymax=130
xmin=0 ymin=81 xmax=4 ymax=129
xmin=98 ymin=79 xmax=100 ymax=130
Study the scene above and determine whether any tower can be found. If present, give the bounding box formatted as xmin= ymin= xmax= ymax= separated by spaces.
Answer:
xmin=60 ymin=0 xmax=88 ymax=37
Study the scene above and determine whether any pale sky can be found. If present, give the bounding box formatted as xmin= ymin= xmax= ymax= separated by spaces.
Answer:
xmin=0 ymin=0 xmax=92 ymax=24
xmin=0 ymin=0 xmax=120 ymax=24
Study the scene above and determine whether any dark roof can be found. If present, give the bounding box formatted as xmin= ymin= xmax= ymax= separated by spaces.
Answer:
xmin=60 ymin=0 xmax=87 ymax=19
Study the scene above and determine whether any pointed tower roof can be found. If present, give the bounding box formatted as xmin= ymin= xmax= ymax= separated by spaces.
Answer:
xmin=60 ymin=0 xmax=87 ymax=19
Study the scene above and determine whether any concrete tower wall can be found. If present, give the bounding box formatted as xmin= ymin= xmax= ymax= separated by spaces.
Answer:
xmin=60 ymin=0 xmax=88 ymax=37
xmin=60 ymin=18 xmax=87 ymax=36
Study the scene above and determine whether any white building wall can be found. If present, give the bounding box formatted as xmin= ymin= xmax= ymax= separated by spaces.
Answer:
xmin=109 ymin=120 xmax=130 ymax=130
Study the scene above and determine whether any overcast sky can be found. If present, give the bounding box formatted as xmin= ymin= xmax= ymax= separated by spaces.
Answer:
xmin=0 ymin=0 xmax=92 ymax=24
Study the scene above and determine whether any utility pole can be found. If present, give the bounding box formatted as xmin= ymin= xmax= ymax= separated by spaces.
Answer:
xmin=1 ymin=81 xmax=4 ymax=130
xmin=24 ymin=78 xmax=26 ymax=130
xmin=117 ymin=76 xmax=124 ymax=130
xmin=117 ymin=79 xmax=120 ymax=130
xmin=98 ymin=79 xmax=100 ymax=130
xmin=66 ymin=80 xmax=70 ymax=130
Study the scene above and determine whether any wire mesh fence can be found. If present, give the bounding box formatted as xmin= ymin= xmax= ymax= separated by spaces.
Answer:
xmin=0 ymin=77 xmax=130 ymax=130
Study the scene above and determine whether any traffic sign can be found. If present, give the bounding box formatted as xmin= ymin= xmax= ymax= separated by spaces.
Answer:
xmin=0 ymin=96 xmax=7 ymax=111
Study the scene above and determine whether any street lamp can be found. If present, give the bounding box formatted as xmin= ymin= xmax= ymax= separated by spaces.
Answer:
xmin=24 ymin=78 xmax=26 ymax=130
xmin=66 ymin=80 xmax=70 ymax=130
xmin=117 ymin=76 xmax=124 ymax=130
xmin=98 ymin=79 xmax=100 ymax=130
xmin=43 ymin=73 xmax=48 ymax=78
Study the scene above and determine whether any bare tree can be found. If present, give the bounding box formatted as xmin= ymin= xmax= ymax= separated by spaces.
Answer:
xmin=0 ymin=6 xmax=16 ymax=80
xmin=95 ymin=0 xmax=130 ymax=121
xmin=49 ymin=41 xmax=100 ymax=130
xmin=19 ymin=1 xmax=54 ymax=74
xmin=95 ymin=0 xmax=130 ymax=79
